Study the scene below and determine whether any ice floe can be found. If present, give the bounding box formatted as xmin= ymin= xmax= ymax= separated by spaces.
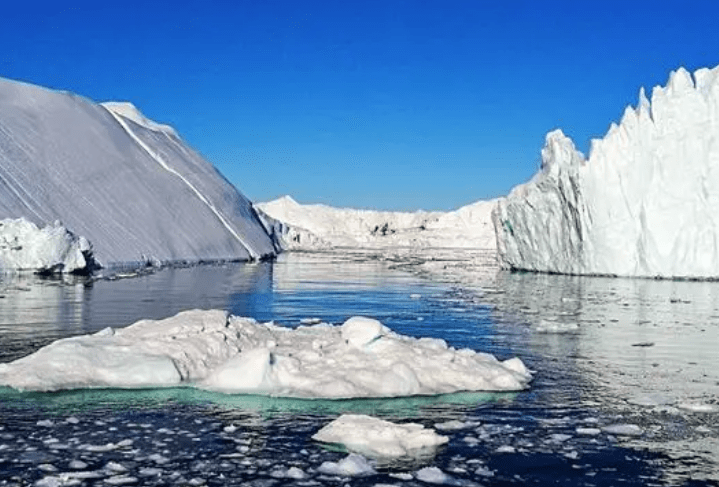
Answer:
xmin=0 ymin=309 xmax=532 ymax=397
xmin=312 ymin=414 xmax=448 ymax=458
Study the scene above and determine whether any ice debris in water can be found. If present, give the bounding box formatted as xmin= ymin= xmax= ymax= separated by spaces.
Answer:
xmin=312 ymin=414 xmax=448 ymax=458
xmin=316 ymin=453 xmax=376 ymax=477
xmin=0 ymin=309 xmax=532 ymax=397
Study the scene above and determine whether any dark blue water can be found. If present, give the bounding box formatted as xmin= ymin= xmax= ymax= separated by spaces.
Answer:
xmin=0 ymin=254 xmax=716 ymax=486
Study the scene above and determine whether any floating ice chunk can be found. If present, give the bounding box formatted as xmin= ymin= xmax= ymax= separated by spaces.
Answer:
xmin=434 ymin=420 xmax=480 ymax=431
xmin=317 ymin=453 xmax=376 ymax=477
xmin=0 ymin=310 xmax=532 ymax=397
xmin=0 ymin=219 xmax=96 ymax=274
xmin=601 ymin=424 xmax=643 ymax=436
xmin=415 ymin=466 xmax=456 ymax=485
xmin=678 ymin=403 xmax=717 ymax=413
xmin=495 ymin=445 xmax=516 ymax=453
xmin=576 ymin=427 xmax=601 ymax=436
xmin=312 ymin=414 xmax=448 ymax=458
xmin=535 ymin=320 xmax=579 ymax=334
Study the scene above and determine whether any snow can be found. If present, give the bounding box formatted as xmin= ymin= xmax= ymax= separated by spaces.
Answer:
xmin=495 ymin=64 xmax=719 ymax=278
xmin=0 ymin=77 xmax=276 ymax=268
xmin=0 ymin=309 xmax=532 ymax=396
xmin=256 ymin=195 xmax=498 ymax=251
xmin=0 ymin=218 xmax=95 ymax=274
xmin=311 ymin=414 xmax=448 ymax=457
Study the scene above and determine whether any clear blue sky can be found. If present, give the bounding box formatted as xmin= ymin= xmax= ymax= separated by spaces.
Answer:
xmin=3 ymin=1 xmax=719 ymax=210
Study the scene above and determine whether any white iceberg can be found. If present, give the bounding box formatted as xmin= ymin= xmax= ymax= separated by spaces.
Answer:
xmin=256 ymin=195 xmax=498 ymax=251
xmin=0 ymin=77 xmax=276 ymax=268
xmin=0 ymin=310 xmax=531 ymax=397
xmin=0 ymin=218 xmax=96 ymax=274
xmin=312 ymin=414 xmax=448 ymax=458
xmin=494 ymin=64 xmax=719 ymax=278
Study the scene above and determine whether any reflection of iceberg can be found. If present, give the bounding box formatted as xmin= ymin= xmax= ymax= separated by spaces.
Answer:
xmin=495 ymin=65 xmax=719 ymax=278
xmin=0 ymin=310 xmax=531 ymax=397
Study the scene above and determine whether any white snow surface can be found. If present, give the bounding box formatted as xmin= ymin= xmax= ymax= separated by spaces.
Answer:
xmin=0 ymin=218 xmax=93 ymax=273
xmin=0 ymin=310 xmax=532 ymax=397
xmin=494 ymin=64 xmax=719 ymax=278
xmin=256 ymin=195 xmax=498 ymax=251
xmin=0 ymin=77 xmax=275 ymax=267
xmin=312 ymin=414 xmax=449 ymax=458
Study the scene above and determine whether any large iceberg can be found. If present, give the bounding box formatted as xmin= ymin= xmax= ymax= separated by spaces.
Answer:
xmin=494 ymin=65 xmax=719 ymax=278
xmin=257 ymin=195 xmax=498 ymax=251
xmin=0 ymin=310 xmax=531 ymax=397
xmin=0 ymin=78 xmax=276 ymax=268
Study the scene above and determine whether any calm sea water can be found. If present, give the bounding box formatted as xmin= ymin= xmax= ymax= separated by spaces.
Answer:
xmin=0 ymin=252 xmax=717 ymax=486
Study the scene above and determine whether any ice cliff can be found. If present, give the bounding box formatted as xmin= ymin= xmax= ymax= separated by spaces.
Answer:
xmin=0 ymin=78 xmax=276 ymax=268
xmin=257 ymin=196 xmax=498 ymax=251
xmin=495 ymin=65 xmax=719 ymax=278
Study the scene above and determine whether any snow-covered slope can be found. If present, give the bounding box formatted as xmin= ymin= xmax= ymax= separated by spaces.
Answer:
xmin=0 ymin=77 xmax=276 ymax=268
xmin=257 ymin=196 xmax=498 ymax=251
xmin=495 ymin=65 xmax=719 ymax=278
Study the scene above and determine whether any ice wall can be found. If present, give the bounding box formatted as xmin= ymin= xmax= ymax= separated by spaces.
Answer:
xmin=0 ymin=78 xmax=276 ymax=267
xmin=495 ymin=65 xmax=719 ymax=278
xmin=257 ymin=195 xmax=498 ymax=251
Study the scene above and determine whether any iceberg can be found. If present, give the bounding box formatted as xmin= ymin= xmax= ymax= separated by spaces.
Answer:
xmin=256 ymin=195 xmax=498 ymax=251
xmin=312 ymin=414 xmax=449 ymax=458
xmin=494 ymin=64 xmax=719 ymax=278
xmin=0 ymin=310 xmax=532 ymax=397
xmin=0 ymin=218 xmax=96 ymax=274
xmin=0 ymin=77 xmax=276 ymax=268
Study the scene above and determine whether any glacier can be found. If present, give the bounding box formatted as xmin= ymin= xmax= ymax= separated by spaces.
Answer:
xmin=0 ymin=77 xmax=276 ymax=269
xmin=495 ymin=65 xmax=719 ymax=278
xmin=0 ymin=309 xmax=532 ymax=397
xmin=257 ymin=195 xmax=499 ymax=251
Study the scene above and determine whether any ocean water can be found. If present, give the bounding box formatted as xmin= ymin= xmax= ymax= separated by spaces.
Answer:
xmin=0 ymin=252 xmax=717 ymax=486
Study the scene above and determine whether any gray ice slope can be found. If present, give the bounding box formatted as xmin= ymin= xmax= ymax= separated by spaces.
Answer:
xmin=0 ymin=77 xmax=276 ymax=267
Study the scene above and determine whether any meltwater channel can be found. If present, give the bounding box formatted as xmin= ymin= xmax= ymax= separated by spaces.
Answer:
xmin=0 ymin=252 xmax=717 ymax=486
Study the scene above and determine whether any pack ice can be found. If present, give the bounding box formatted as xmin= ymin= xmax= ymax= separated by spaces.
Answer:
xmin=0 ymin=77 xmax=276 ymax=269
xmin=0 ymin=310 xmax=532 ymax=397
xmin=257 ymin=195 xmax=498 ymax=251
xmin=495 ymin=65 xmax=719 ymax=278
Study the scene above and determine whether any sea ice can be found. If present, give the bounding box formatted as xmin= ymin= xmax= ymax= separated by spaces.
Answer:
xmin=312 ymin=414 xmax=448 ymax=458
xmin=494 ymin=64 xmax=719 ymax=278
xmin=0 ymin=309 xmax=532 ymax=397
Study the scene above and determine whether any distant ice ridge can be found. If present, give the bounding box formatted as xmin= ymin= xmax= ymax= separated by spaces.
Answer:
xmin=0 ymin=309 xmax=532 ymax=396
xmin=0 ymin=218 xmax=95 ymax=274
xmin=495 ymin=64 xmax=719 ymax=278
xmin=0 ymin=77 xmax=276 ymax=268
xmin=256 ymin=195 xmax=499 ymax=251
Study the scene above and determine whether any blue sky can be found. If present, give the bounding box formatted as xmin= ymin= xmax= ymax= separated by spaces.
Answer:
xmin=3 ymin=1 xmax=719 ymax=210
